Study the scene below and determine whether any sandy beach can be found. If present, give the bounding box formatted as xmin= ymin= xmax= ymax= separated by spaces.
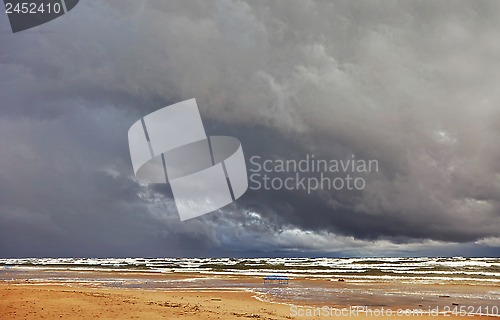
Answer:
xmin=2 ymin=282 xmax=498 ymax=320
xmin=1 ymin=283 xmax=293 ymax=320
xmin=1 ymin=264 xmax=499 ymax=320
xmin=1 ymin=257 xmax=498 ymax=319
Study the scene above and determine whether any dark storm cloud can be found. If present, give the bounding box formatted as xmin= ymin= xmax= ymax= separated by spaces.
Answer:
xmin=0 ymin=0 xmax=499 ymax=257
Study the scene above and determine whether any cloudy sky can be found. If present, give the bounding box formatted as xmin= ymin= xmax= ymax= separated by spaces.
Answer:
xmin=1 ymin=0 xmax=499 ymax=258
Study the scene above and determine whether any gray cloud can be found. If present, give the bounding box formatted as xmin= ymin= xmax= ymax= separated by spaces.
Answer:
xmin=0 ymin=0 xmax=499 ymax=257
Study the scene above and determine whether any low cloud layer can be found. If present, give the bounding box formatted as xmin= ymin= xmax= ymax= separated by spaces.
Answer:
xmin=0 ymin=0 xmax=499 ymax=257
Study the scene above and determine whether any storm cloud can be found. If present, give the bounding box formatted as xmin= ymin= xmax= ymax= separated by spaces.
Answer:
xmin=0 ymin=0 xmax=499 ymax=257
